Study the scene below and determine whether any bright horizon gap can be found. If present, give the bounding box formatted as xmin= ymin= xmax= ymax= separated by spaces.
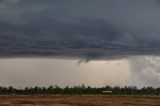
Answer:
xmin=0 ymin=55 xmax=159 ymax=88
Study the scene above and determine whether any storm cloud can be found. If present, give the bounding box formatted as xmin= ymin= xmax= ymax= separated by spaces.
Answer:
xmin=1 ymin=0 xmax=160 ymax=59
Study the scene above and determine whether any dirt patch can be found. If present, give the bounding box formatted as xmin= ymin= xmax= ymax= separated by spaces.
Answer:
xmin=0 ymin=95 xmax=159 ymax=106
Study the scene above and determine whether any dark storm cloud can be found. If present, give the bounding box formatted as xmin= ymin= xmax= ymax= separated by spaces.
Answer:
xmin=1 ymin=0 xmax=160 ymax=59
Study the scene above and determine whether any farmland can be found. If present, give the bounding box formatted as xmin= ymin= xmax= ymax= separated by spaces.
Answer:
xmin=0 ymin=95 xmax=160 ymax=106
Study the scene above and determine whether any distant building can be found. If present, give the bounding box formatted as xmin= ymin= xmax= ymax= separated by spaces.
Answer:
xmin=102 ymin=91 xmax=112 ymax=94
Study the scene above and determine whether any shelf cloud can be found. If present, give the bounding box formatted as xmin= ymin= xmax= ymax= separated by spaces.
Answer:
xmin=0 ymin=0 xmax=160 ymax=60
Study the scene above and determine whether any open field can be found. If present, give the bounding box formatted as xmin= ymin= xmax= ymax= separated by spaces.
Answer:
xmin=0 ymin=95 xmax=160 ymax=106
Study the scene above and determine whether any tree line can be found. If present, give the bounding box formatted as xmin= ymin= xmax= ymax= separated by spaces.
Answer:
xmin=0 ymin=85 xmax=160 ymax=95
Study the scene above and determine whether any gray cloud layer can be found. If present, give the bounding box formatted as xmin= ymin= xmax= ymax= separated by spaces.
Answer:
xmin=1 ymin=0 xmax=160 ymax=59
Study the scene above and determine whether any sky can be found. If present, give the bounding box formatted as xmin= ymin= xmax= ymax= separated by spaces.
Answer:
xmin=0 ymin=0 xmax=160 ymax=88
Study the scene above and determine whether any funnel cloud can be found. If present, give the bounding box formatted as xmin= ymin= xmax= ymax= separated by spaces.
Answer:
xmin=1 ymin=0 xmax=160 ymax=87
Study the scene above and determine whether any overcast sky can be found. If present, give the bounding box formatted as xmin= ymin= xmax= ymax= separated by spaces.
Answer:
xmin=1 ymin=0 xmax=160 ymax=59
xmin=0 ymin=0 xmax=160 ymax=88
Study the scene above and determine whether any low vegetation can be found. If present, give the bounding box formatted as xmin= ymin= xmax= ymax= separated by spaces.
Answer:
xmin=0 ymin=85 xmax=160 ymax=95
